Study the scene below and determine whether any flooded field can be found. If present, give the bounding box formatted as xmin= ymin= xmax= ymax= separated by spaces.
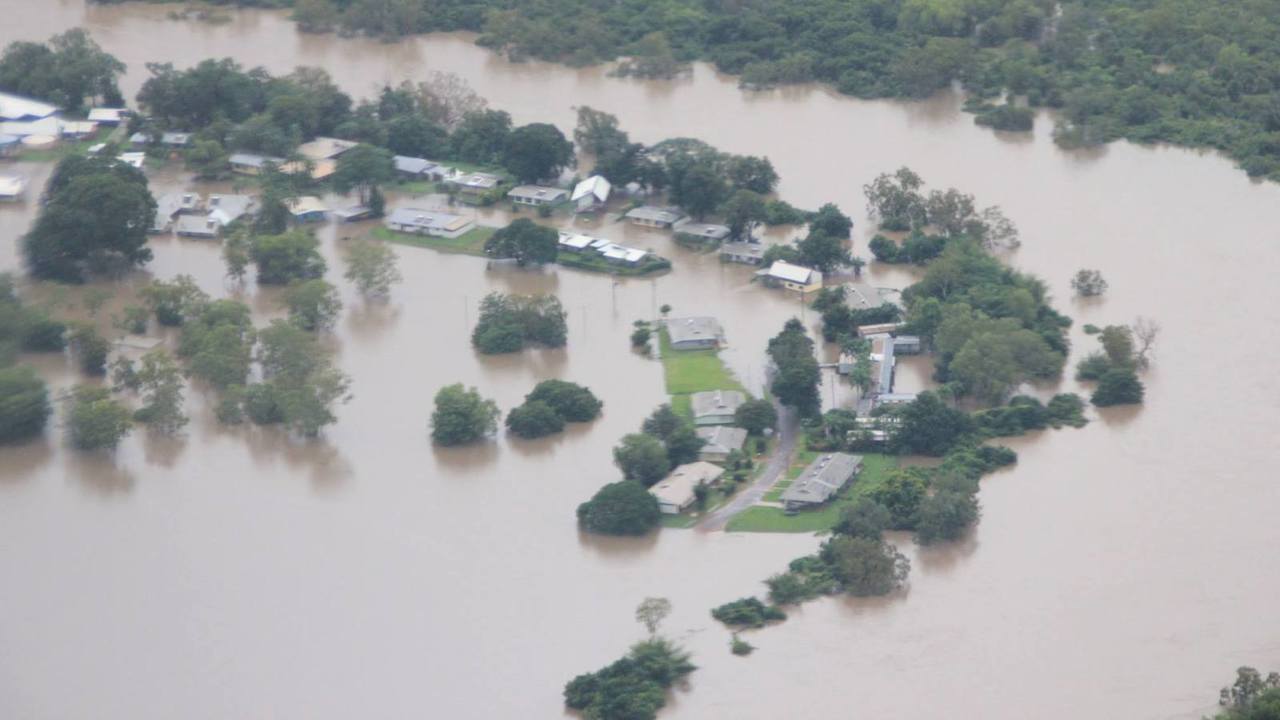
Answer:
xmin=1 ymin=3 xmax=1278 ymax=719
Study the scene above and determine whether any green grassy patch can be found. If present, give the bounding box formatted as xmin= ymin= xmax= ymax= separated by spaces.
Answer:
xmin=726 ymin=453 xmax=899 ymax=533
xmin=373 ymin=224 xmax=495 ymax=256
xmin=658 ymin=328 xmax=746 ymax=396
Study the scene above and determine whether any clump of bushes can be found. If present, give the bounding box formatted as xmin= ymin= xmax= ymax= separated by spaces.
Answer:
xmin=471 ymin=291 xmax=568 ymax=354
xmin=711 ymin=597 xmax=786 ymax=628
xmin=505 ymin=379 xmax=602 ymax=439
xmin=577 ymin=480 xmax=661 ymax=536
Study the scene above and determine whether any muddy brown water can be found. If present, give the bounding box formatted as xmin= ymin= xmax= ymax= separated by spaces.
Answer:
xmin=1 ymin=4 xmax=1279 ymax=719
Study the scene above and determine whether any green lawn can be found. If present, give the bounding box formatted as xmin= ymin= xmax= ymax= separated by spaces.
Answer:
xmin=373 ymin=224 xmax=495 ymax=256
xmin=658 ymin=328 xmax=747 ymax=396
xmin=726 ymin=453 xmax=899 ymax=533
xmin=660 ymin=484 xmax=735 ymax=528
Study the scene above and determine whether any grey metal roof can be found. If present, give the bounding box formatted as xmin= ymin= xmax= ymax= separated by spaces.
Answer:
xmin=626 ymin=206 xmax=684 ymax=224
xmin=780 ymin=453 xmax=862 ymax=506
xmin=720 ymin=241 xmax=765 ymax=258
xmin=843 ymin=282 xmax=899 ymax=311
xmin=696 ymin=426 xmax=747 ymax=454
xmin=228 ymin=153 xmax=282 ymax=168
xmin=385 ymin=207 xmax=469 ymax=232
xmin=394 ymin=155 xmax=437 ymax=174
xmin=691 ymin=390 xmax=745 ymax=419
xmin=507 ymin=185 xmax=567 ymax=202
xmin=173 ymin=214 xmax=219 ymax=236
xmin=674 ymin=221 xmax=730 ymax=240
xmin=666 ymin=317 xmax=723 ymax=347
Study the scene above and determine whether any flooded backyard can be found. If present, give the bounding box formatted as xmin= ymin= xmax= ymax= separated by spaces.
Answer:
xmin=1 ymin=3 xmax=1279 ymax=719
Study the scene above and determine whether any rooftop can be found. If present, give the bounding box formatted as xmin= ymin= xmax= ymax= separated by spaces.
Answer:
xmin=666 ymin=317 xmax=723 ymax=346
xmin=696 ymin=426 xmax=747 ymax=454
xmin=87 ymin=108 xmax=126 ymax=123
xmin=393 ymin=155 xmax=439 ymax=175
xmin=287 ymin=196 xmax=328 ymax=216
xmin=626 ymin=206 xmax=684 ymax=224
xmin=448 ymin=172 xmax=501 ymax=190
xmin=386 ymin=207 xmax=470 ymax=232
xmin=297 ymin=136 xmax=357 ymax=161
xmin=571 ymin=174 xmax=611 ymax=203
xmin=779 ymin=453 xmax=863 ymax=506
xmin=174 ymin=214 xmax=219 ymax=235
xmin=843 ymin=282 xmax=900 ymax=311
xmin=763 ymin=260 xmax=821 ymax=285
xmin=507 ymin=185 xmax=568 ymax=201
xmin=207 ymin=194 xmax=255 ymax=225
xmin=691 ymin=390 xmax=746 ymax=419
xmin=674 ymin=221 xmax=730 ymax=240
xmin=0 ymin=92 xmax=58 ymax=121
xmin=557 ymin=232 xmax=597 ymax=250
xmin=720 ymin=241 xmax=765 ymax=258
xmin=229 ymin=152 xmax=283 ymax=168
xmin=648 ymin=461 xmax=724 ymax=508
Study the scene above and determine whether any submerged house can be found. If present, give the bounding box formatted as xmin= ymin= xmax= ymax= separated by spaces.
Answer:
xmin=287 ymin=196 xmax=329 ymax=223
xmin=229 ymin=153 xmax=283 ymax=175
xmin=673 ymin=221 xmax=730 ymax=243
xmin=719 ymin=241 xmax=766 ymax=266
xmin=665 ymin=317 xmax=724 ymax=350
xmin=394 ymin=155 xmax=449 ymax=181
xmin=507 ymin=185 xmax=568 ymax=207
xmin=207 ymin=194 xmax=255 ymax=226
xmin=174 ymin=214 xmax=221 ymax=239
xmin=0 ymin=92 xmax=57 ymax=123
xmin=696 ymin=426 xmax=748 ymax=463
xmin=843 ymin=282 xmax=900 ymax=311
xmin=297 ymin=136 xmax=356 ymax=162
xmin=757 ymin=260 xmax=823 ymax=293
xmin=445 ymin=172 xmax=502 ymax=203
xmin=151 ymin=192 xmax=202 ymax=233
xmin=0 ymin=174 xmax=27 ymax=201
xmin=570 ymin=175 xmax=610 ymax=213
xmin=625 ymin=205 xmax=684 ymax=229
xmin=384 ymin=207 xmax=475 ymax=239
xmin=690 ymin=390 xmax=746 ymax=426
xmin=87 ymin=108 xmax=127 ymax=126
xmin=648 ymin=461 xmax=724 ymax=514
xmin=780 ymin=453 xmax=863 ymax=511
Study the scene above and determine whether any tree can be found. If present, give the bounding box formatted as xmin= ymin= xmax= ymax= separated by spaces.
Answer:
xmin=282 ymin=279 xmax=342 ymax=332
xmin=132 ymin=349 xmax=187 ymax=434
xmin=1091 ymin=367 xmax=1145 ymax=406
xmin=635 ymin=597 xmax=672 ymax=635
xmin=505 ymin=400 xmax=565 ymax=439
xmin=1131 ymin=316 xmax=1160 ymax=369
xmin=720 ymin=190 xmax=766 ymax=242
xmin=471 ymin=292 xmax=568 ymax=353
xmin=890 ymin=391 xmax=974 ymax=456
xmin=835 ymin=498 xmax=892 ymax=541
xmin=641 ymin=404 xmax=703 ymax=465
xmin=332 ymin=144 xmax=395 ymax=205
xmin=822 ymin=536 xmax=910 ymax=596
xmin=293 ymin=0 xmax=340 ymax=32
xmin=1099 ymin=325 xmax=1135 ymax=366
xmin=223 ymin=229 xmax=251 ymax=284
xmin=68 ymin=325 xmax=110 ymax=376
xmin=525 ymin=379 xmax=602 ymax=422
xmin=179 ymin=300 xmax=255 ymax=390
xmin=734 ymin=398 xmax=777 ymax=435
xmin=254 ymin=320 xmax=352 ymax=437
xmin=343 ymin=240 xmax=401 ymax=298
xmin=451 ymin=109 xmax=513 ymax=164
xmin=67 ymin=386 xmax=132 ymax=450
xmin=671 ymin=163 xmax=727 ymax=219
xmin=484 ymin=219 xmax=559 ymax=266
xmin=864 ymin=167 xmax=926 ymax=231
xmin=808 ymin=203 xmax=853 ymax=239
xmin=140 ymin=275 xmax=208 ymax=326
xmin=185 ymin=139 xmax=229 ymax=180
xmin=726 ymin=155 xmax=779 ymax=194
xmin=573 ymin=106 xmax=628 ymax=156
xmin=0 ymin=29 xmax=124 ymax=110
xmin=24 ymin=158 xmax=155 ymax=282
xmin=796 ymin=231 xmax=851 ymax=273
xmin=914 ymin=478 xmax=981 ymax=544
xmin=768 ymin=319 xmax=821 ymax=418
xmin=576 ymin=480 xmax=661 ymax=535
xmin=0 ymin=366 xmax=51 ymax=444
xmin=250 ymin=230 xmax=326 ymax=285
xmin=870 ymin=471 xmax=927 ymax=529
xmin=613 ymin=433 xmax=670 ymax=486
xmin=1219 ymin=667 xmax=1280 ymax=713
xmin=431 ymin=383 xmax=498 ymax=446
xmin=504 ymin=123 xmax=574 ymax=182
xmin=1071 ymin=269 xmax=1108 ymax=297
xmin=614 ymin=31 xmax=684 ymax=79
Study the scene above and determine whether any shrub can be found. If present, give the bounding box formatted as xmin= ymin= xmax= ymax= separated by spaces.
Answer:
xmin=0 ymin=366 xmax=51 ymax=443
xmin=505 ymin=399 xmax=565 ymax=439
xmin=1092 ymin=367 xmax=1145 ymax=406
xmin=711 ymin=597 xmax=787 ymax=628
xmin=576 ymin=480 xmax=660 ymax=536
xmin=525 ymin=379 xmax=602 ymax=422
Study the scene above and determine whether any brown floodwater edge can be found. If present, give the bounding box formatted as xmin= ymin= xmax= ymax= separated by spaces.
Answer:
xmin=0 ymin=4 xmax=1278 ymax=720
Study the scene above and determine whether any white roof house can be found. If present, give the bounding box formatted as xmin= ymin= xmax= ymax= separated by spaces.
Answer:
xmin=625 ymin=206 xmax=684 ymax=228
xmin=384 ymin=207 xmax=476 ymax=239
xmin=674 ymin=221 xmax=730 ymax=241
xmin=648 ymin=461 xmax=724 ymax=514
xmin=0 ymin=175 xmax=27 ymax=200
xmin=0 ymin=92 xmax=58 ymax=122
xmin=286 ymin=196 xmax=329 ymax=218
xmin=571 ymin=175 xmax=611 ymax=211
xmin=666 ymin=317 xmax=724 ymax=350
xmin=597 ymin=243 xmax=649 ymax=265
xmin=174 ymin=214 xmax=221 ymax=239
xmin=507 ymin=185 xmax=568 ymax=205
xmin=557 ymin=232 xmax=597 ymax=251
xmin=116 ymin=152 xmax=146 ymax=169
xmin=0 ymin=116 xmax=64 ymax=138
xmin=446 ymin=172 xmax=501 ymax=191
xmin=758 ymin=260 xmax=823 ymax=292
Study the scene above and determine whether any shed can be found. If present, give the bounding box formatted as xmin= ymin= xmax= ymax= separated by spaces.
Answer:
xmin=287 ymin=196 xmax=329 ymax=223
xmin=780 ymin=453 xmax=863 ymax=511
xmin=570 ymin=175 xmax=611 ymax=213
xmin=690 ymin=390 xmax=746 ymax=426
xmin=696 ymin=426 xmax=748 ymax=463
xmin=625 ymin=205 xmax=684 ymax=229
xmin=333 ymin=206 xmax=374 ymax=222
xmin=665 ymin=317 xmax=723 ymax=350
xmin=757 ymin=260 xmax=823 ymax=293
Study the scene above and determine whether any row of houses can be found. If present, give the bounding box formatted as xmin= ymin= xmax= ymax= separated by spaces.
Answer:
xmin=0 ymin=92 xmax=101 ymax=145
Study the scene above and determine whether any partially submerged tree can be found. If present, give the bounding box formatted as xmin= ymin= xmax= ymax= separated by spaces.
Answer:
xmin=431 ymin=383 xmax=499 ymax=446
xmin=68 ymin=385 xmax=132 ymax=450
xmin=1071 ymin=269 xmax=1108 ymax=297
xmin=343 ymin=239 xmax=401 ymax=298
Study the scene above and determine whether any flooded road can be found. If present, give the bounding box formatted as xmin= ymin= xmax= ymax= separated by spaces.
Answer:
xmin=2 ymin=3 xmax=1279 ymax=720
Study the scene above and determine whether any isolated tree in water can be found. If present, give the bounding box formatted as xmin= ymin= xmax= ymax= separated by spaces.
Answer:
xmin=635 ymin=597 xmax=672 ymax=635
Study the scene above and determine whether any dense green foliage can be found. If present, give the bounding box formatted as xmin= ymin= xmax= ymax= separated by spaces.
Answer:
xmin=246 ymin=320 xmax=352 ymax=436
xmin=0 ymin=29 xmax=124 ymax=110
xmin=576 ymin=480 xmax=661 ymax=536
xmin=1216 ymin=667 xmax=1280 ymax=720
xmin=249 ymin=230 xmax=327 ymax=285
xmin=471 ymin=292 xmax=567 ymax=353
xmin=178 ymin=299 xmax=255 ymax=390
xmin=67 ymin=385 xmax=132 ymax=450
xmin=24 ymin=156 xmax=156 ymax=282
xmin=613 ymin=433 xmax=671 ymax=487
xmin=1075 ymin=324 xmax=1146 ymax=407
xmin=343 ymin=239 xmax=402 ymax=298
xmin=0 ymin=366 xmax=52 ymax=444
xmin=563 ymin=637 xmax=695 ymax=720
xmin=768 ymin=319 xmax=821 ymax=418
xmin=0 ymin=275 xmax=67 ymax=362
xmin=282 ymin=279 xmax=342 ymax=332
xmin=130 ymin=350 xmax=188 ymax=434
xmin=710 ymin=597 xmax=786 ymax=629
xmin=525 ymin=379 xmax=602 ymax=422
xmin=640 ymin=404 xmax=704 ymax=467
xmin=430 ymin=383 xmax=498 ymax=446
xmin=504 ymin=399 xmax=564 ymax=439
xmin=483 ymin=218 xmax=558 ymax=266
xmin=734 ymin=398 xmax=777 ymax=436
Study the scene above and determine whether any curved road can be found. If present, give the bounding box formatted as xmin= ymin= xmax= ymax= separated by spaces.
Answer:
xmin=697 ymin=402 xmax=799 ymax=532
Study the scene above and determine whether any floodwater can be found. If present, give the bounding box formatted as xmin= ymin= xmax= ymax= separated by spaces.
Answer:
xmin=2 ymin=3 xmax=1279 ymax=719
